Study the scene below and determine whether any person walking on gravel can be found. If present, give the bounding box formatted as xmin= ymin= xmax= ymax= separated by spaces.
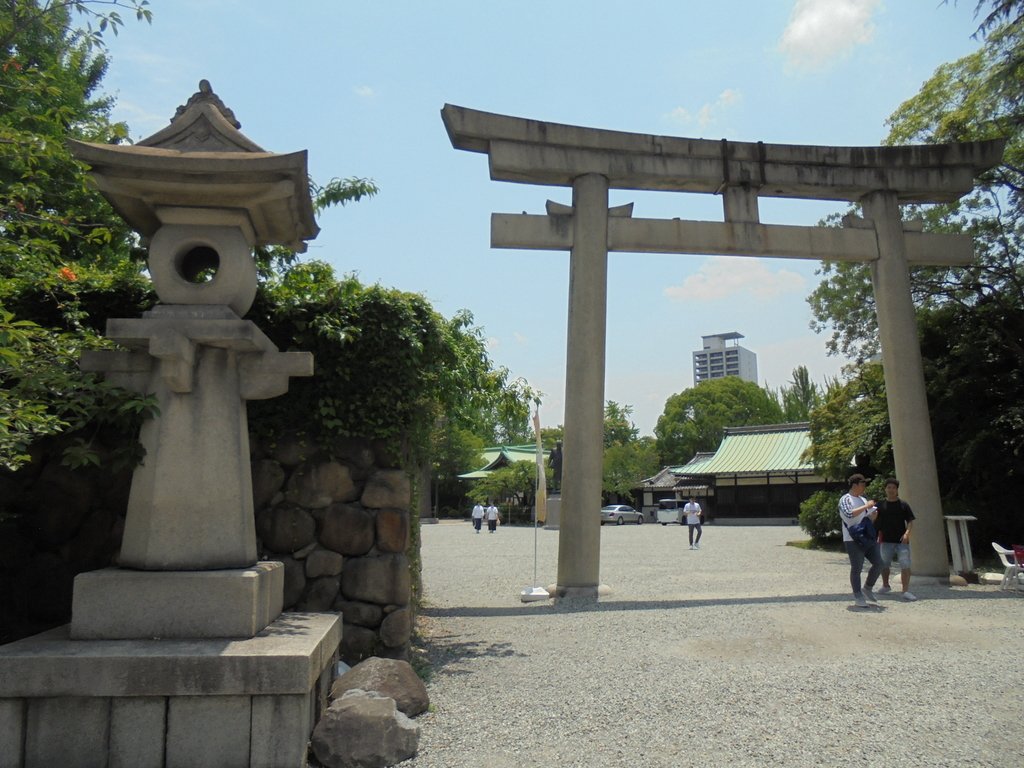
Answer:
xmin=684 ymin=497 xmax=703 ymax=549
xmin=471 ymin=502 xmax=484 ymax=533
xmin=839 ymin=473 xmax=883 ymax=608
xmin=486 ymin=501 xmax=500 ymax=533
xmin=875 ymin=477 xmax=918 ymax=602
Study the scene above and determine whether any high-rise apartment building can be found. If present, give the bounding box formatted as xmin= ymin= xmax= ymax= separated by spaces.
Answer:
xmin=693 ymin=332 xmax=757 ymax=384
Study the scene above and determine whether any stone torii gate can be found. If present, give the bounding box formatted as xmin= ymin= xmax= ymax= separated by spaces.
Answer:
xmin=442 ymin=104 xmax=1004 ymax=599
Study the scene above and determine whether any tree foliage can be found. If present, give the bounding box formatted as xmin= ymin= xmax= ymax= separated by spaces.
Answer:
xmin=797 ymin=490 xmax=842 ymax=542
xmin=0 ymin=1 xmax=152 ymax=52
xmin=806 ymin=363 xmax=892 ymax=480
xmin=0 ymin=1 xmax=156 ymax=472
xmin=468 ymin=460 xmax=535 ymax=508
xmin=654 ymin=377 xmax=785 ymax=465
xmin=603 ymin=401 xmax=639 ymax=447
xmin=603 ymin=436 xmax=659 ymax=503
xmin=248 ymin=261 xmax=534 ymax=464
xmin=0 ymin=1 xmax=148 ymax=274
xmin=771 ymin=365 xmax=823 ymax=422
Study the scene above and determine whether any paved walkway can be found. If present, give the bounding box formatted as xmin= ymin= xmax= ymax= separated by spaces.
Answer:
xmin=402 ymin=522 xmax=1023 ymax=768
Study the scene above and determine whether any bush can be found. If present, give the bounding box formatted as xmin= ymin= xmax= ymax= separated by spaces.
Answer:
xmin=799 ymin=490 xmax=842 ymax=542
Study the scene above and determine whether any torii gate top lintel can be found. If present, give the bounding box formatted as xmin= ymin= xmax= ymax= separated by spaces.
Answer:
xmin=441 ymin=103 xmax=1004 ymax=205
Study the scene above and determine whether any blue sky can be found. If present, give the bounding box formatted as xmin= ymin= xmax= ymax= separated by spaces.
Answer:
xmin=98 ymin=0 xmax=985 ymax=436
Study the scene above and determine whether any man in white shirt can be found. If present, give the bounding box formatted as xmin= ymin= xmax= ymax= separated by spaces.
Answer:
xmin=838 ymin=473 xmax=883 ymax=608
xmin=471 ymin=502 xmax=484 ymax=533
xmin=684 ymin=497 xmax=703 ymax=549
xmin=486 ymin=502 xmax=500 ymax=533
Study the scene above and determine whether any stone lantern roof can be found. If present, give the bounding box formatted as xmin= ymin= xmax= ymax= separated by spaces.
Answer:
xmin=68 ymin=80 xmax=319 ymax=252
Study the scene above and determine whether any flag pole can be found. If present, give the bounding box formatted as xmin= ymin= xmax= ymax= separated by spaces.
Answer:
xmin=521 ymin=403 xmax=550 ymax=602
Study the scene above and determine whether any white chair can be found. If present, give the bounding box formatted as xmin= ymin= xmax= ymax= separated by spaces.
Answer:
xmin=992 ymin=543 xmax=1022 ymax=590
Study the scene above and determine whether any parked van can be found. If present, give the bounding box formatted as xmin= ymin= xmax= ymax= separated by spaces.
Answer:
xmin=656 ymin=499 xmax=682 ymax=525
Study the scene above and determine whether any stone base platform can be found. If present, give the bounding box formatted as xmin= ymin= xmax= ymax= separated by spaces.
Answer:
xmin=0 ymin=612 xmax=340 ymax=768
xmin=547 ymin=583 xmax=612 ymax=602
xmin=71 ymin=562 xmax=284 ymax=640
xmin=543 ymin=495 xmax=561 ymax=530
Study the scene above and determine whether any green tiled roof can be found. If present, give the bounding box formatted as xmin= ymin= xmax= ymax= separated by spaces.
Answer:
xmin=672 ymin=423 xmax=813 ymax=476
xmin=458 ymin=444 xmax=545 ymax=479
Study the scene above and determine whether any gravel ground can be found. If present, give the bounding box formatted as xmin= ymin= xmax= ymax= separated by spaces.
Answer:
xmin=400 ymin=521 xmax=1023 ymax=768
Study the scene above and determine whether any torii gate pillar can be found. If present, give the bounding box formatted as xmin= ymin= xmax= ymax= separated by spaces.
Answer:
xmin=558 ymin=174 xmax=610 ymax=597
xmin=863 ymin=191 xmax=947 ymax=577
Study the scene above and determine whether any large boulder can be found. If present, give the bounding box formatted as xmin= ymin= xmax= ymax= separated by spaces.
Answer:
xmin=332 ymin=437 xmax=377 ymax=473
xmin=276 ymin=555 xmax=307 ymax=609
xmin=340 ymin=623 xmax=379 ymax=664
xmin=251 ymin=458 xmax=285 ymax=511
xmin=341 ymin=554 xmax=410 ymax=606
xmin=311 ymin=689 xmax=419 ymax=768
xmin=379 ymin=608 xmax=412 ymax=649
xmin=336 ymin=600 xmax=384 ymax=629
xmin=320 ymin=503 xmax=375 ymax=556
xmin=306 ymin=549 xmax=344 ymax=578
xmin=375 ymin=509 xmax=409 ymax=554
xmin=330 ymin=657 xmax=428 ymax=718
xmin=300 ymin=575 xmax=341 ymax=611
xmin=360 ymin=470 xmax=410 ymax=510
xmin=257 ymin=503 xmax=316 ymax=553
xmin=286 ymin=460 xmax=359 ymax=509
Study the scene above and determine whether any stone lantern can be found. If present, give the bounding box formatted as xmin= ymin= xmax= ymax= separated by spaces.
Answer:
xmin=67 ymin=79 xmax=318 ymax=639
xmin=0 ymin=82 xmax=340 ymax=768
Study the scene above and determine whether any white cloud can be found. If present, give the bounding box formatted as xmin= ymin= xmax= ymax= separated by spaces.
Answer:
xmin=513 ymin=332 xmax=528 ymax=345
xmin=667 ymin=89 xmax=742 ymax=130
xmin=668 ymin=106 xmax=692 ymax=124
xmin=778 ymin=0 xmax=881 ymax=73
xmin=664 ymin=257 xmax=806 ymax=302
xmin=354 ymin=85 xmax=375 ymax=98
xmin=486 ymin=336 xmax=500 ymax=351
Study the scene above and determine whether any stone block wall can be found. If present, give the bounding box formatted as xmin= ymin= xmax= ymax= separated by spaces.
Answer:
xmin=252 ymin=433 xmax=415 ymax=665
xmin=0 ymin=450 xmax=132 ymax=644
xmin=1 ymin=433 xmax=417 ymax=665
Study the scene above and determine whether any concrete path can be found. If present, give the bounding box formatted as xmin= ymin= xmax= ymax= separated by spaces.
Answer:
xmin=402 ymin=522 xmax=1023 ymax=768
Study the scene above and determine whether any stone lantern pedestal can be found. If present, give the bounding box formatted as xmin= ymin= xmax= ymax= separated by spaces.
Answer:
xmin=0 ymin=82 xmax=339 ymax=768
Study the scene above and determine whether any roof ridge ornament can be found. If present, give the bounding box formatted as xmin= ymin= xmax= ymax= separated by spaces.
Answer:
xmin=173 ymin=79 xmax=241 ymax=129
xmin=137 ymin=78 xmax=264 ymax=153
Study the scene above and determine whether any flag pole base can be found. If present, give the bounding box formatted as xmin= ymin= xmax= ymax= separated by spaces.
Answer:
xmin=520 ymin=586 xmax=551 ymax=603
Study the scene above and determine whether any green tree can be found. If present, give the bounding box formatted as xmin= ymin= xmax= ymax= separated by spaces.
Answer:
xmin=603 ymin=436 xmax=660 ymax=504
xmin=603 ymin=400 xmax=639 ymax=447
xmin=428 ymin=420 xmax=486 ymax=516
xmin=0 ymin=1 xmax=152 ymax=276
xmin=250 ymin=264 xmax=533 ymax=455
xmin=0 ymin=1 xmax=157 ymax=472
xmin=805 ymin=363 xmax=892 ymax=480
xmin=774 ymin=365 xmax=821 ymax=422
xmin=539 ymin=425 xmax=563 ymax=449
xmin=654 ymin=377 xmax=785 ymax=465
xmin=468 ymin=460 xmax=535 ymax=508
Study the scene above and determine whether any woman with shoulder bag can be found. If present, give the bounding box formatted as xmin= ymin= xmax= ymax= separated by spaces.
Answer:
xmin=838 ymin=473 xmax=883 ymax=608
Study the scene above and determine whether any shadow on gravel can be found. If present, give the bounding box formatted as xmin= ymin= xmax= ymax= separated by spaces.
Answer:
xmin=421 ymin=587 xmax=1021 ymax=618
xmin=417 ymin=634 xmax=527 ymax=677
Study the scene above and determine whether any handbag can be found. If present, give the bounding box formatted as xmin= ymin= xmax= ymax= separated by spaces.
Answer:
xmin=844 ymin=517 xmax=877 ymax=550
